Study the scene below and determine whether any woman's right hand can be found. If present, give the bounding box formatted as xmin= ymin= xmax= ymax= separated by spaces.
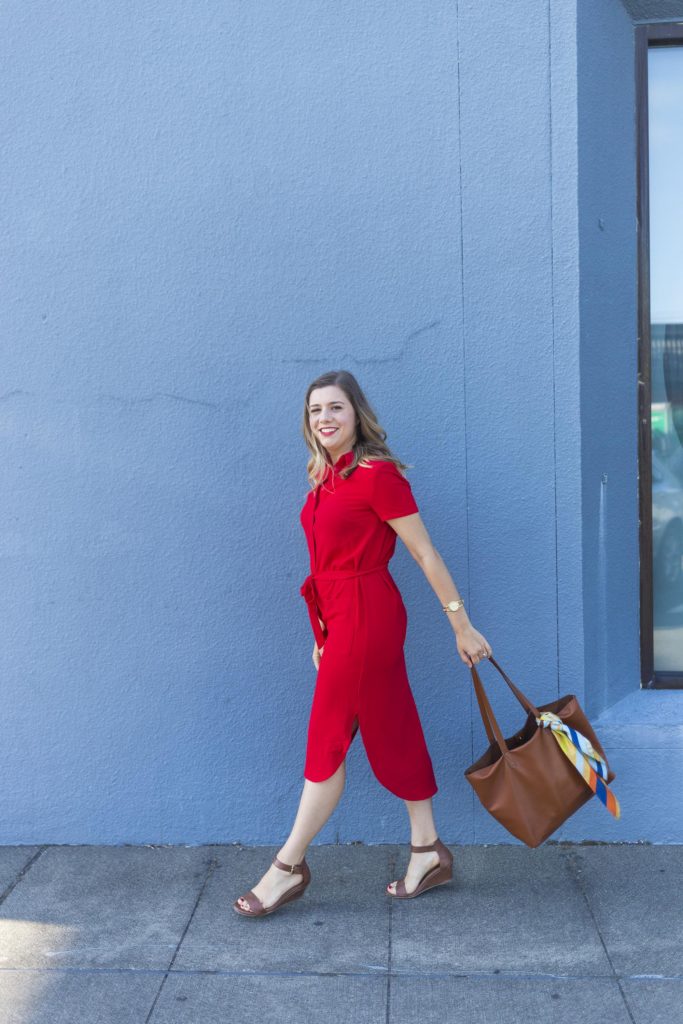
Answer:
xmin=312 ymin=641 xmax=323 ymax=670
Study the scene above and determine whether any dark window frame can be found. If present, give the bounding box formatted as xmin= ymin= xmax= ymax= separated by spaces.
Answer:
xmin=637 ymin=23 xmax=683 ymax=688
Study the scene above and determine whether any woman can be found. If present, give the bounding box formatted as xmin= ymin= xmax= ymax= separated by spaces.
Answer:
xmin=234 ymin=370 xmax=492 ymax=917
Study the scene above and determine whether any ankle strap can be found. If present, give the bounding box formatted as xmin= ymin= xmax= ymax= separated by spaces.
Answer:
xmin=410 ymin=838 xmax=440 ymax=852
xmin=272 ymin=855 xmax=305 ymax=874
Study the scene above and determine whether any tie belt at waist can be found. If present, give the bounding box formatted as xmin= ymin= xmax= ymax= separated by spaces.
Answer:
xmin=300 ymin=563 xmax=390 ymax=650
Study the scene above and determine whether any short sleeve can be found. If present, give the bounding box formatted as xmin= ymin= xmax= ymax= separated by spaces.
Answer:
xmin=368 ymin=461 xmax=419 ymax=521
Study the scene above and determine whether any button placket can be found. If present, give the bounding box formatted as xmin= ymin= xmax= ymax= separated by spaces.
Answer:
xmin=312 ymin=479 xmax=322 ymax=573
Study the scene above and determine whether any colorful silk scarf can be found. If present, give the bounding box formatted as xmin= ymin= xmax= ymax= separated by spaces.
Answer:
xmin=536 ymin=711 xmax=621 ymax=819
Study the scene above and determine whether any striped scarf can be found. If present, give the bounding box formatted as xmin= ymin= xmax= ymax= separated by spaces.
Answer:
xmin=536 ymin=711 xmax=621 ymax=819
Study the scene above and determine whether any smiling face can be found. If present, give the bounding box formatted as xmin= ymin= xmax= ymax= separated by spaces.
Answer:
xmin=308 ymin=385 xmax=358 ymax=460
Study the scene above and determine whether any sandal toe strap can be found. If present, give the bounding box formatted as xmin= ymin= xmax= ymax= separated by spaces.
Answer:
xmin=238 ymin=889 xmax=264 ymax=913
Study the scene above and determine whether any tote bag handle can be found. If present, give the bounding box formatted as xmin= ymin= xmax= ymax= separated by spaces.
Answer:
xmin=470 ymin=655 xmax=542 ymax=753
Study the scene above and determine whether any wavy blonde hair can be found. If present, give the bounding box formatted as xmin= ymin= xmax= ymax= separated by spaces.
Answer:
xmin=302 ymin=370 xmax=414 ymax=490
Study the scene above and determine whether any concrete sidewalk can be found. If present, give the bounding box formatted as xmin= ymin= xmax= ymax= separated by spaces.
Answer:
xmin=0 ymin=842 xmax=679 ymax=1023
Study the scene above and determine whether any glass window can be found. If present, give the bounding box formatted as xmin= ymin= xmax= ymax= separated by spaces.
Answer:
xmin=648 ymin=43 xmax=683 ymax=674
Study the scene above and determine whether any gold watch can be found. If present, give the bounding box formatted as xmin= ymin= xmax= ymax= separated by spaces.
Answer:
xmin=443 ymin=599 xmax=465 ymax=614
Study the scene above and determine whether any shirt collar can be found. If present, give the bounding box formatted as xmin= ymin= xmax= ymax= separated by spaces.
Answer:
xmin=321 ymin=448 xmax=355 ymax=484
xmin=330 ymin=448 xmax=355 ymax=472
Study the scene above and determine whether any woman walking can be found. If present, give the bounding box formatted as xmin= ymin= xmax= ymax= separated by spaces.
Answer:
xmin=234 ymin=370 xmax=492 ymax=917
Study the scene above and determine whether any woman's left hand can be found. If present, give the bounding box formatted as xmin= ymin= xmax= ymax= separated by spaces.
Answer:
xmin=455 ymin=624 xmax=493 ymax=668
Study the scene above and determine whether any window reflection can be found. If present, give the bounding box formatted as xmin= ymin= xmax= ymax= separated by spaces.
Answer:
xmin=649 ymin=45 xmax=683 ymax=670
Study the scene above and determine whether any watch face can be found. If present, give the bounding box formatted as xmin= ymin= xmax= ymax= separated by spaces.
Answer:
xmin=448 ymin=601 xmax=459 ymax=611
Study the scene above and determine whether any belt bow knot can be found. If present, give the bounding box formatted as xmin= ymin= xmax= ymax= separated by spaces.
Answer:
xmin=300 ymin=574 xmax=327 ymax=651
xmin=299 ymin=563 xmax=390 ymax=653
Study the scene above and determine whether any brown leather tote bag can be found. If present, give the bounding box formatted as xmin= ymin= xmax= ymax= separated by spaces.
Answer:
xmin=463 ymin=655 xmax=618 ymax=848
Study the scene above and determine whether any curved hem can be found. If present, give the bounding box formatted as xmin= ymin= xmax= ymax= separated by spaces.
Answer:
xmin=304 ymin=718 xmax=438 ymax=799
xmin=303 ymin=769 xmax=438 ymax=801
xmin=377 ymin=779 xmax=439 ymax=800
xmin=304 ymin=763 xmax=439 ymax=800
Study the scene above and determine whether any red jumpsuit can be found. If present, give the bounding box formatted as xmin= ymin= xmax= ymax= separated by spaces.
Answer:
xmin=299 ymin=449 xmax=438 ymax=800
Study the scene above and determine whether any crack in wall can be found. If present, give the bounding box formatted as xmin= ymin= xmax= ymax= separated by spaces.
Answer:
xmin=279 ymin=320 xmax=442 ymax=365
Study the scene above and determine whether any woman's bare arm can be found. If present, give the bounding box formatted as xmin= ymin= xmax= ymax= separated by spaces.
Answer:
xmin=386 ymin=512 xmax=492 ymax=667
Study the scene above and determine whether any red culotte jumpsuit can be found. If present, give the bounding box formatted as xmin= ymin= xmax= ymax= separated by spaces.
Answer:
xmin=299 ymin=449 xmax=438 ymax=800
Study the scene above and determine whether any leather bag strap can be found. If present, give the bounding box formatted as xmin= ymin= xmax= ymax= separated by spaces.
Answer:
xmin=470 ymin=655 xmax=542 ymax=753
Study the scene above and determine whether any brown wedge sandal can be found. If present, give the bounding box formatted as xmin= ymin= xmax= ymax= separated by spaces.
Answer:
xmin=233 ymin=855 xmax=311 ymax=917
xmin=386 ymin=838 xmax=454 ymax=899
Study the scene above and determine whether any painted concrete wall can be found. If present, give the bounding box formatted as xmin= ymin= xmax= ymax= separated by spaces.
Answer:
xmin=1 ymin=1 xmax=670 ymax=844
xmin=622 ymin=0 xmax=683 ymax=21
xmin=578 ymin=0 xmax=640 ymax=718
xmin=580 ymin=0 xmax=683 ymax=844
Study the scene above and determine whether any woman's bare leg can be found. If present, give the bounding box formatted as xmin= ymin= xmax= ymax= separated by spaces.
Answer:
xmin=235 ymin=759 xmax=346 ymax=911
xmin=386 ymin=796 xmax=441 ymax=895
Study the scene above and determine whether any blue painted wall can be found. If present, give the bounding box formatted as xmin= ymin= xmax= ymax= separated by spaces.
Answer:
xmin=0 ymin=1 xmax=670 ymax=844
xmin=578 ymin=0 xmax=640 ymax=718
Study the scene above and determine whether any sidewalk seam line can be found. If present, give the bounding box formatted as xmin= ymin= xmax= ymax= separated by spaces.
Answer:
xmin=144 ymin=855 xmax=219 ymax=1024
xmin=563 ymin=850 xmax=638 ymax=1024
xmin=0 ymin=846 xmax=48 ymax=908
